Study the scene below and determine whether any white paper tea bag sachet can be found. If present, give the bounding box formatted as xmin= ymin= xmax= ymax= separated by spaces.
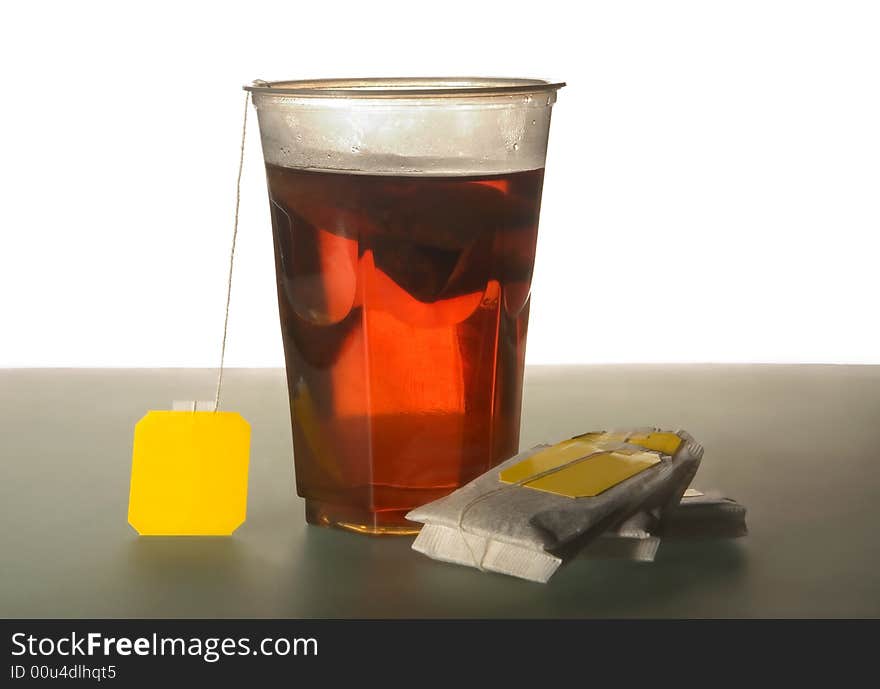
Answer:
xmin=407 ymin=428 xmax=706 ymax=583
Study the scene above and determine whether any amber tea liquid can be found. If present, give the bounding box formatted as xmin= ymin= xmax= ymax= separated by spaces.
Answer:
xmin=266 ymin=165 xmax=544 ymax=533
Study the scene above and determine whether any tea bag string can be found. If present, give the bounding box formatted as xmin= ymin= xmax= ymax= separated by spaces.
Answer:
xmin=456 ymin=448 xmax=617 ymax=571
xmin=213 ymin=91 xmax=251 ymax=413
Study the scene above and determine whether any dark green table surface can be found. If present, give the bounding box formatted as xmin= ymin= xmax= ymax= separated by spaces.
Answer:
xmin=2 ymin=366 xmax=878 ymax=618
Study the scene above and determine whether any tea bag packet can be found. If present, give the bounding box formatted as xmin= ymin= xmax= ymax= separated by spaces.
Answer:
xmin=407 ymin=428 xmax=703 ymax=583
xmin=581 ymin=490 xmax=748 ymax=562
xmin=664 ymin=489 xmax=748 ymax=539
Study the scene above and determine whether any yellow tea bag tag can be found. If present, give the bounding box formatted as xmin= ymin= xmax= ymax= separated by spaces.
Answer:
xmin=126 ymin=94 xmax=255 ymax=536
xmin=499 ymin=430 xmax=681 ymax=498
xmin=128 ymin=408 xmax=251 ymax=536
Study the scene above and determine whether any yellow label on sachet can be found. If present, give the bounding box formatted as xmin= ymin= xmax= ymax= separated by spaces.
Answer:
xmin=498 ymin=430 xmax=682 ymax=498
xmin=128 ymin=411 xmax=250 ymax=536
xmin=624 ymin=431 xmax=682 ymax=456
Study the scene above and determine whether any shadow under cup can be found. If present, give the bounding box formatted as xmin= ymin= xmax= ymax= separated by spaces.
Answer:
xmin=248 ymin=78 xmax=564 ymax=534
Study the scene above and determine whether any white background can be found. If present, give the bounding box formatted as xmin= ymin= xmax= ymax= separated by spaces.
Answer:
xmin=1 ymin=0 xmax=878 ymax=367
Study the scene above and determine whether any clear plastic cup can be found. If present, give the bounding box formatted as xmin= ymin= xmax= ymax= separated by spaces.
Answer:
xmin=247 ymin=78 xmax=564 ymax=534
